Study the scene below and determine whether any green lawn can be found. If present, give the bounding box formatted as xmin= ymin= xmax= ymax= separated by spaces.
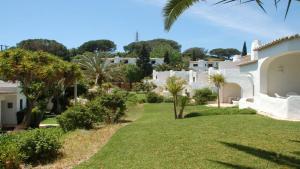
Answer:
xmin=76 ymin=103 xmax=300 ymax=169
xmin=40 ymin=116 xmax=58 ymax=125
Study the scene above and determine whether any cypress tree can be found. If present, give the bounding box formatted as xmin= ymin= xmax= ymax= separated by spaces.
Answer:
xmin=242 ymin=41 xmax=247 ymax=56
xmin=136 ymin=44 xmax=153 ymax=78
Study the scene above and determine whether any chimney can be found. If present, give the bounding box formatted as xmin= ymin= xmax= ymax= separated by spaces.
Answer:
xmin=251 ymin=40 xmax=261 ymax=60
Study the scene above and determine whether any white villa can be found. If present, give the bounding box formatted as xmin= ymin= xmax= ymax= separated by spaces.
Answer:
xmin=0 ymin=81 xmax=27 ymax=128
xmin=152 ymin=34 xmax=300 ymax=121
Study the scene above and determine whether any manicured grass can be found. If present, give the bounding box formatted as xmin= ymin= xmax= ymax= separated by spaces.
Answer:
xmin=40 ymin=116 xmax=58 ymax=125
xmin=76 ymin=103 xmax=300 ymax=169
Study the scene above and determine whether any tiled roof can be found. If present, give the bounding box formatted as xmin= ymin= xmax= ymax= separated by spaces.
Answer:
xmin=236 ymin=55 xmax=258 ymax=66
xmin=254 ymin=34 xmax=300 ymax=51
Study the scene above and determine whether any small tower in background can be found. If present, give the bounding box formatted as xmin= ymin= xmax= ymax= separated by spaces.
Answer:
xmin=135 ymin=31 xmax=139 ymax=42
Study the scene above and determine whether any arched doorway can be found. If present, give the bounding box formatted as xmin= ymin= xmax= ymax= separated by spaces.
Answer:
xmin=221 ymin=83 xmax=241 ymax=103
xmin=260 ymin=52 xmax=300 ymax=97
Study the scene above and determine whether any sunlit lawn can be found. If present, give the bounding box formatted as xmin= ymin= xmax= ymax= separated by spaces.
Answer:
xmin=76 ymin=103 xmax=300 ymax=169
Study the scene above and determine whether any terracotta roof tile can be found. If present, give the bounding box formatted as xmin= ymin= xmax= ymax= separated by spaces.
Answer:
xmin=254 ymin=34 xmax=300 ymax=51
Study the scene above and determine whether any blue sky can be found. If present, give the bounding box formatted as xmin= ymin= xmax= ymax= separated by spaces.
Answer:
xmin=1 ymin=0 xmax=299 ymax=52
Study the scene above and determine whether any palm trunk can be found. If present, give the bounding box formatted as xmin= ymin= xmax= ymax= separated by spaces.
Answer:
xmin=217 ymin=87 xmax=220 ymax=108
xmin=173 ymin=95 xmax=177 ymax=119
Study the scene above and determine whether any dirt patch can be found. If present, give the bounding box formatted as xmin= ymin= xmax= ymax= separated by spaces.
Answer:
xmin=33 ymin=124 xmax=124 ymax=169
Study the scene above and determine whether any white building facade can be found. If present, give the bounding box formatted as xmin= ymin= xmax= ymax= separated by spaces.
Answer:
xmin=0 ymin=81 xmax=27 ymax=128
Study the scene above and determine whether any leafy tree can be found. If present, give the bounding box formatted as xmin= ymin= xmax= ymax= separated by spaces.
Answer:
xmin=166 ymin=76 xmax=187 ymax=119
xmin=183 ymin=47 xmax=207 ymax=61
xmin=78 ymin=40 xmax=116 ymax=53
xmin=124 ymin=64 xmax=142 ymax=89
xmin=0 ymin=49 xmax=81 ymax=128
xmin=242 ymin=41 xmax=247 ymax=56
xmin=17 ymin=39 xmax=69 ymax=60
xmin=163 ymin=0 xmax=297 ymax=31
xmin=164 ymin=51 xmax=170 ymax=64
xmin=124 ymin=39 xmax=181 ymax=54
xmin=105 ymin=64 xmax=127 ymax=86
xmin=209 ymin=48 xmax=241 ymax=60
xmin=136 ymin=44 xmax=153 ymax=78
xmin=209 ymin=74 xmax=225 ymax=108
xmin=74 ymin=52 xmax=111 ymax=86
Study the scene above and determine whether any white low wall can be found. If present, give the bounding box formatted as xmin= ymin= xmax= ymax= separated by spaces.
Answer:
xmin=239 ymin=93 xmax=300 ymax=121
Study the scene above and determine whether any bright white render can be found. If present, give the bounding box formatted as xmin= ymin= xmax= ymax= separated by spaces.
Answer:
xmin=0 ymin=81 xmax=27 ymax=128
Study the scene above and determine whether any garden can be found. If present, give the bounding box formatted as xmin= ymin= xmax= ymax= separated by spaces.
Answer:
xmin=0 ymin=39 xmax=299 ymax=169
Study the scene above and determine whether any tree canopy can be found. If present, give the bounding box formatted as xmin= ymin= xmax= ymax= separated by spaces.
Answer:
xmin=124 ymin=39 xmax=181 ymax=54
xmin=17 ymin=39 xmax=69 ymax=60
xmin=0 ymin=49 xmax=81 ymax=127
xmin=183 ymin=47 xmax=207 ymax=61
xmin=136 ymin=44 xmax=153 ymax=78
xmin=209 ymin=48 xmax=241 ymax=60
xmin=78 ymin=40 xmax=116 ymax=53
xmin=242 ymin=42 xmax=248 ymax=56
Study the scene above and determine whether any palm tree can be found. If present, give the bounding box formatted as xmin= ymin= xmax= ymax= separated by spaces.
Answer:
xmin=166 ymin=76 xmax=187 ymax=119
xmin=209 ymin=74 xmax=225 ymax=108
xmin=74 ymin=52 xmax=111 ymax=86
xmin=163 ymin=0 xmax=296 ymax=31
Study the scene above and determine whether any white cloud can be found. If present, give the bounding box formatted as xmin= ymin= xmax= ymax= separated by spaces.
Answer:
xmin=133 ymin=0 xmax=296 ymax=39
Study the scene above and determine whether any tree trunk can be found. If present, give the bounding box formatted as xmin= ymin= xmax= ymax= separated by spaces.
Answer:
xmin=217 ymin=87 xmax=220 ymax=108
xmin=173 ymin=95 xmax=177 ymax=119
xmin=16 ymin=101 xmax=34 ymax=130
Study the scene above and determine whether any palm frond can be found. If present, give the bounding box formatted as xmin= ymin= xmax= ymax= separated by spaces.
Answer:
xmin=163 ymin=0 xmax=298 ymax=31
xmin=163 ymin=0 xmax=201 ymax=31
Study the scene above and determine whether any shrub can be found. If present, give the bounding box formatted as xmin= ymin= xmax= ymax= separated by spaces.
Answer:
xmin=18 ymin=128 xmax=62 ymax=164
xmin=0 ymin=134 xmax=23 ymax=168
xmin=146 ymin=92 xmax=164 ymax=103
xmin=0 ymin=128 xmax=62 ymax=167
xmin=127 ymin=93 xmax=139 ymax=105
xmin=164 ymin=97 xmax=174 ymax=103
xmin=57 ymin=105 xmax=96 ymax=132
xmin=89 ymin=92 xmax=127 ymax=124
xmin=193 ymin=88 xmax=217 ymax=105
xmin=133 ymin=81 xmax=157 ymax=92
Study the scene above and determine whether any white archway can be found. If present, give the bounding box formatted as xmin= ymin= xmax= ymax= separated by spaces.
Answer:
xmin=221 ymin=83 xmax=241 ymax=103
xmin=260 ymin=52 xmax=300 ymax=97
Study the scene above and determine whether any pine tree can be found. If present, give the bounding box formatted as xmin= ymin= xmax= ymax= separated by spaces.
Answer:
xmin=136 ymin=44 xmax=153 ymax=78
xmin=164 ymin=51 xmax=170 ymax=64
xmin=242 ymin=41 xmax=247 ymax=56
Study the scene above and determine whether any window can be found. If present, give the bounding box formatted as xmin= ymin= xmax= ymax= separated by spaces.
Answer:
xmin=7 ymin=102 xmax=13 ymax=109
xmin=123 ymin=60 xmax=129 ymax=64
xmin=156 ymin=75 xmax=158 ymax=80
xmin=208 ymin=64 xmax=213 ymax=68
xmin=193 ymin=64 xmax=198 ymax=67
xmin=193 ymin=77 xmax=196 ymax=82
xmin=20 ymin=99 xmax=23 ymax=110
xmin=151 ymin=60 xmax=156 ymax=64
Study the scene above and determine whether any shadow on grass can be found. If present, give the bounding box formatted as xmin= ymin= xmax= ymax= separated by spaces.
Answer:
xmin=293 ymin=151 xmax=300 ymax=156
xmin=184 ymin=110 xmax=256 ymax=118
xmin=220 ymin=141 xmax=300 ymax=168
xmin=290 ymin=140 xmax=300 ymax=144
xmin=118 ymin=119 xmax=133 ymax=123
xmin=207 ymin=160 xmax=254 ymax=169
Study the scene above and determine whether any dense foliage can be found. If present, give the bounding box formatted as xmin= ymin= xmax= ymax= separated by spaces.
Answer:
xmin=78 ymin=40 xmax=116 ymax=53
xmin=0 ymin=128 xmax=62 ymax=167
xmin=193 ymin=88 xmax=217 ymax=105
xmin=124 ymin=39 xmax=181 ymax=54
xmin=146 ymin=92 xmax=164 ymax=103
xmin=209 ymin=48 xmax=241 ymax=60
xmin=57 ymin=105 xmax=96 ymax=132
xmin=17 ymin=39 xmax=69 ymax=60
xmin=136 ymin=44 xmax=153 ymax=78
xmin=183 ymin=47 xmax=207 ymax=61
xmin=0 ymin=49 xmax=81 ymax=127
